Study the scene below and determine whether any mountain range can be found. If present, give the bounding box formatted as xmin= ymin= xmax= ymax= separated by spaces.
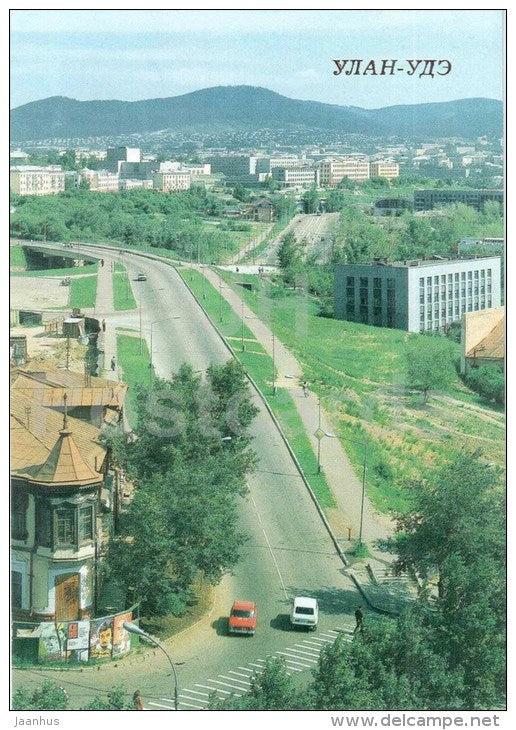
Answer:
xmin=10 ymin=86 xmax=503 ymax=142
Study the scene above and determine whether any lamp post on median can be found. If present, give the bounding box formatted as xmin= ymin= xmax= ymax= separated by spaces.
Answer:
xmin=219 ymin=279 xmax=227 ymax=323
xmin=123 ymin=622 xmax=179 ymax=711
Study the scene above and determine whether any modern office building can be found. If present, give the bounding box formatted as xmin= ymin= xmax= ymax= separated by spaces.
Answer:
xmin=335 ymin=257 xmax=501 ymax=333
xmin=10 ymin=166 xmax=66 ymax=196
xmin=369 ymin=161 xmax=400 ymax=180
xmin=414 ymin=189 xmax=504 ymax=212
xmin=105 ymin=146 xmax=141 ymax=172
xmin=206 ymin=155 xmax=257 ymax=176
xmin=318 ymin=158 xmax=370 ymax=186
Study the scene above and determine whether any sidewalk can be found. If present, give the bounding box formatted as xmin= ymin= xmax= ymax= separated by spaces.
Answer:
xmin=197 ymin=264 xmax=418 ymax=613
xmin=94 ymin=258 xmax=119 ymax=381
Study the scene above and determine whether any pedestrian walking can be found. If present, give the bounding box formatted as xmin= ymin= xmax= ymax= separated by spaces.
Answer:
xmin=354 ymin=606 xmax=364 ymax=633
xmin=302 ymin=380 xmax=309 ymax=397
xmin=110 ymin=356 xmax=116 ymax=372
xmin=133 ymin=690 xmax=143 ymax=710
xmin=100 ymin=258 xmax=104 ymax=267
xmin=102 ymin=319 xmax=106 ymax=332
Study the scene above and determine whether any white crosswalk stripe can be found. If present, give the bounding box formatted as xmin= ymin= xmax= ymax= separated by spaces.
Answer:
xmin=292 ymin=644 xmax=321 ymax=656
xmin=218 ymin=674 xmax=252 ymax=686
xmin=276 ymin=651 xmax=314 ymax=667
xmin=195 ymin=683 xmax=231 ymax=695
xmin=182 ymin=689 xmax=210 ymax=698
xmin=148 ymin=701 xmax=176 ymax=710
xmin=180 ymin=694 xmax=209 ymax=704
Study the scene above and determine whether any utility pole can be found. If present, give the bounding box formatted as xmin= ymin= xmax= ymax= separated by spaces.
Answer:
xmin=66 ymin=336 xmax=70 ymax=370
xmin=241 ymin=300 xmax=246 ymax=351
xmin=139 ymin=296 xmax=142 ymax=355
xmin=317 ymin=398 xmax=322 ymax=473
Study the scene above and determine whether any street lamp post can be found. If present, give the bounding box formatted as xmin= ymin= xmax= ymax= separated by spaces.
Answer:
xmin=272 ymin=332 xmax=276 ymax=395
xmin=219 ymin=279 xmax=226 ymax=323
xmin=123 ymin=622 xmax=179 ymax=711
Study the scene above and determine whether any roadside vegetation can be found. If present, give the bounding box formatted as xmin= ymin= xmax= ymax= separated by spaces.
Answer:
xmin=10 ymin=261 xmax=99 ymax=278
xmin=116 ymin=333 xmax=153 ymax=425
xmin=216 ymin=269 xmax=505 ymax=514
xmin=112 ymin=266 xmax=137 ymax=310
xmin=69 ymin=273 xmax=97 ymax=308
xmin=102 ymin=361 xmax=258 ymax=623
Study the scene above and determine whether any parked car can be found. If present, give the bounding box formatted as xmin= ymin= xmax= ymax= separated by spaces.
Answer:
xmin=135 ymin=273 xmax=147 ymax=281
xmin=228 ymin=600 xmax=257 ymax=636
xmin=290 ymin=596 xmax=318 ymax=630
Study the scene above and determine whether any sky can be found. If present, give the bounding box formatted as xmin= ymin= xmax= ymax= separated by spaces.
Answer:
xmin=10 ymin=9 xmax=504 ymax=110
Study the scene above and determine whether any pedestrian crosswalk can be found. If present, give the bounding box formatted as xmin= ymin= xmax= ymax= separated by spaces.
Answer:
xmin=145 ymin=625 xmax=353 ymax=710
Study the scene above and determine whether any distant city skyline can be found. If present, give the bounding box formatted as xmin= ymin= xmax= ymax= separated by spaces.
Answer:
xmin=10 ymin=9 xmax=504 ymax=110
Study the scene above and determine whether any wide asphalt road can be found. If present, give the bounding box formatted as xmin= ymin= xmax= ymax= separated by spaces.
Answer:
xmin=13 ymin=244 xmax=360 ymax=710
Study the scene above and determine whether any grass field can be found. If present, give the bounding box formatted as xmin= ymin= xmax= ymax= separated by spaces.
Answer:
xmin=113 ymin=267 xmax=137 ymax=310
xmin=116 ymin=333 xmax=154 ymax=426
xmin=181 ymin=269 xmax=336 ymax=509
xmin=215 ymin=270 xmax=505 ymax=514
xmin=9 ymin=245 xmax=28 ymax=269
xmin=69 ymin=274 xmax=98 ymax=308
xmin=10 ymin=262 xmax=98 ymax=277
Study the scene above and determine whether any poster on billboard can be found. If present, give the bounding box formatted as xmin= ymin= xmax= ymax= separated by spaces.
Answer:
xmin=67 ymin=620 xmax=90 ymax=661
xmin=40 ymin=622 xmax=67 ymax=661
xmin=112 ymin=612 xmax=132 ymax=657
xmin=89 ymin=616 xmax=113 ymax=660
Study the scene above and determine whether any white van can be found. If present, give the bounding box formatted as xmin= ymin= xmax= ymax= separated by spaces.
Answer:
xmin=290 ymin=596 xmax=319 ymax=630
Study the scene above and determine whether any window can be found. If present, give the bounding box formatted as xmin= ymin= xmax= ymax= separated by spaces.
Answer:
xmin=11 ymin=571 xmax=22 ymax=609
xmin=56 ymin=508 xmax=75 ymax=546
xmin=434 ymin=286 xmax=439 ymax=300
xmin=441 ymin=275 xmax=446 ymax=284
xmin=79 ymin=506 xmax=93 ymax=544
xmin=346 ymin=304 xmax=355 ymax=318
xmin=480 ymin=269 xmax=485 ymax=279
xmin=12 ymin=493 xmax=27 ymax=540
xmin=488 ymin=297 xmax=492 ymax=307
xmin=360 ymin=277 xmax=368 ymax=288
xmin=434 ymin=276 xmax=439 ymax=285
xmin=454 ymin=273 xmax=459 ymax=282
xmin=427 ymin=277 xmax=432 ymax=287
xmin=474 ymin=270 xmax=479 ymax=280
xmin=419 ymin=278 xmax=425 ymax=288
xmin=461 ymin=272 xmax=466 ymax=281
xmin=468 ymin=271 xmax=472 ymax=280
xmin=455 ymin=304 xmax=459 ymax=316
xmin=427 ymin=309 xmax=432 ymax=321
xmin=346 ymin=276 xmax=355 ymax=287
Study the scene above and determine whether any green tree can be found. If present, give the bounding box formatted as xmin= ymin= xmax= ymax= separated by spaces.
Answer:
xmin=12 ymin=682 xmax=68 ymax=710
xmin=465 ymin=365 xmax=505 ymax=405
xmin=106 ymin=362 xmax=258 ymax=615
xmin=379 ymin=453 xmax=505 ymax=709
xmin=405 ymin=336 xmax=455 ymax=402
xmin=302 ymin=184 xmax=319 ymax=214
xmin=81 ymin=686 xmax=136 ymax=710
xmin=277 ymin=231 xmax=305 ymax=286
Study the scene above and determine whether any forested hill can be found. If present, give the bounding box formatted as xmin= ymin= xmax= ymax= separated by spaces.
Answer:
xmin=10 ymin=86 xmax=503 ymax=142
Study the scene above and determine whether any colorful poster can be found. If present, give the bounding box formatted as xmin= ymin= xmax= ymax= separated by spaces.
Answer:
xmin=89 ymin=616 xmax=114 ymax=660
xmin=112 ymin=612 xmax=132 ymax=657
xmin=67 ymin=620 xmax=90 ymax=650
xmin=40 ymin=622 xmax=67 ymax=661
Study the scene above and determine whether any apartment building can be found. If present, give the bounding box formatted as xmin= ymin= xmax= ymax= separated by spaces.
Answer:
xmin=207 ymin=155 xmax=257 ymax=176
xmin=335 ymin=257 xmax=501 ymax=333
xmin=370 ymin=160 xmax=400 ymax=180
xmin=80 ymin=169 xmax=119 ymax=192
xmin=318 ymin=158 xmax=370 ymax=186
xmin=153 ymin=171 xmax=191 ymax=192
xmin=10 ymin=166 xmax=66 ymax=196
xmin=414 ymin=189 xmax=504 ymax=212
xmin=271 ymin=167 xmax=318 ymax=187
xmin=119 ymin=178 xmax=154 ymax=190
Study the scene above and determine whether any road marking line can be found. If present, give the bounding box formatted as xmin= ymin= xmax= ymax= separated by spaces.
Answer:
xmin=248 ymin=662 xmax=265 ymax=669
xmin=276 ymin=652 xmax=313 ymax=668
xmin=293 ymin=644 xmax=321 ymax=655
xmin=206 ymin=680 xmax=243 ymax=693
xmin=319 ymin=632 xmax=339 ymax=639
xmin=148 ymin=702 xmax=176 ymax=710
xmin=252 ymin=658 xmax=267 ymax=664
xmin=195 ymin=684 xmax=230 ymax=695
xmin=249 ymin=493 xmax=288 ymax=599
xmin=302 ymin=640 xmax=326 ymax=648
xmin=237 ymin=666 xmax=255 ymax=673
xmin=334 ymin=626 xmax=354 ymax=633
xmin=285 ymin=665 xmax=303 ymax=672
xmin=180 ymin=695 xmax=208 ymax=704
xmin=179 ymin=701 xmax=205 ymax=709
xmin=279 ymin=650 xmax=317 ymax=664
xmin=181 ymin=689 xmax=209 ymax=698
xmin=227 ymin=670 xmax=253 ymax=679
xmin=305 ymin=636 xmax=333 ymax=643
xmin=218 ymin=674 xmax=251 ymax=685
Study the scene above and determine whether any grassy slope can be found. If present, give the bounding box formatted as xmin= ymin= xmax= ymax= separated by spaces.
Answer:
xmin=11 ymin=262 xmax=99 ymax=277
xmin=112 ymin=268 xmax=137 ymax=310
xmin=9 ymin=245 xmax=28 ymax=268
xmin=69 ymin=274 xmax=98 ymax=308
xmin=180 ymin=268 xmax=336 ymax=509
xmin=216 ymin=270 xmax=505 ymax=513
xmin=116 ymin=334 xmax=154 ymax=426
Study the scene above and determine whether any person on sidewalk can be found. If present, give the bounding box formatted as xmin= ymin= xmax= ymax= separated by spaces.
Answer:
xmin=100 ymin=258 xmax=104 ymax=267
xmin=110 ymin=356 xmax=116 ymax=372
xmin=302 ymin=380 xmax=309 ymax=397
xmin=102 ymin=319 xmax=106 ymax=332
xmin=354 ymin=606 xmax=364 ymax=634
xmin=133 ymin=690 xmax=143 ymax=710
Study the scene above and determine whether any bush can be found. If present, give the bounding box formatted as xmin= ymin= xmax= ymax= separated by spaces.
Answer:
xmin=465 ymin=365 xmax=505 ymax=405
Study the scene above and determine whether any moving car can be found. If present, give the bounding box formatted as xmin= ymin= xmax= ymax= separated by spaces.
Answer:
xmin=290 ymin=596 xmax=318 ymax=630
xmin=228 ymin=600 xmax=257 ymax=636
xmin=135 ymin=273 xmax=147 ymax=281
